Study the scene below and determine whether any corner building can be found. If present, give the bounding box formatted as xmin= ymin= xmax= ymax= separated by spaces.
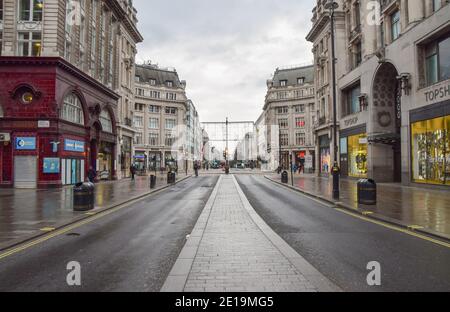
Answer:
xmin=308 ymin=0 xmax=450 ymax=186
xmin=0 ymin=0 xmax=141 ymax=188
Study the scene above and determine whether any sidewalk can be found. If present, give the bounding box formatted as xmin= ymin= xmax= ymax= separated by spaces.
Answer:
xmin=162 ymin=175 xmax=338 ymax=292
xmin=0 ymin=173 xmax=190 ymax=249
xmin=267 ymin=173 xmax=450 ymax=240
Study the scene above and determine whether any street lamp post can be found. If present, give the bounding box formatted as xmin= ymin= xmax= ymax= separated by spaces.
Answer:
xmin=278 ymin=129 xmax=282 ymax=172
xmin=225 ymin=118 xmax=229 ymax=174
xmin=325 ymin=0 xmax=340 ymax=200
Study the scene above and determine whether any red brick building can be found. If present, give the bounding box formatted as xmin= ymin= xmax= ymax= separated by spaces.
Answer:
xmin=0 ymin=57 xmax=119 ymax=188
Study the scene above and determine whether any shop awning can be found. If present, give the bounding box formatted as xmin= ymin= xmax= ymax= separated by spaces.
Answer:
xmin=367 ymin=133 xmax=400 ymax=145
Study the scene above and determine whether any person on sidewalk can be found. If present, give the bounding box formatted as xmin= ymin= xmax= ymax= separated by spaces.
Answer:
xmin=87 ymin=166 xmax=97 ymax=183
xmin=194 ymin=162 xmax=199 ymax=177
xmin=130 ymin=164 xmax=136 ymax=181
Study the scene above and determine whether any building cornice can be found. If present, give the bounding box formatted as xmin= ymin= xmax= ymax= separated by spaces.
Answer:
xmin=106 ymin=0 xmax=143 ymax=43
xmin=306 ymin=11 xmax=345 ymax=42
xmin=0 ymin=57 xmax=120 ymax=101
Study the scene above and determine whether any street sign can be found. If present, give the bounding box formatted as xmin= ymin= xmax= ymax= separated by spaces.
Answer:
xmin=38 ymin=120 xmax=50 ymax=128
xmin=64 ymin=139 xmax=85 ymax=152
xmin=43 ymin=158 xmax=60 ymax=174
xmin=15 ymin=137 xmax=36 ymax=150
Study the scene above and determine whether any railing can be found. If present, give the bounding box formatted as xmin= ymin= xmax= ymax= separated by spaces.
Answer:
xmin=124 ymin=117 xmax=132 ymax=127
xmin=319 ymin=116 xmax=326 ymax=125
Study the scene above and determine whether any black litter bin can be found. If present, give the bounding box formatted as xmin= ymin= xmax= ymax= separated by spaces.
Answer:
xmin=281 ymin=171 xmax=289 ymax=184
xmin=167 ymin=172 xmax=176 ymax=184
xmin=150 ymin=175 xmax=156 ymax=189
xmin=357 ymin=179 xmax=377 ymax=205
xmin=74 ymin=182 xmax=95 ymax=211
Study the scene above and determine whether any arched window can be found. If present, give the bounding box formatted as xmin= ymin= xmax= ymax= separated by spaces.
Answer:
xmin=61 ymin=93 xmax=85 ymax=125
xmin=100 ymin=109 xmax=113 ymax=133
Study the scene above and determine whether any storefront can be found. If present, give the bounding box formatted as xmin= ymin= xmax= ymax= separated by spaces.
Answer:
xmin=61 ymin=138 xmax=86 ymax=186
xmin=165 ymin=152 xmax=178 ymax=171
xmin=319 ymin=135 xmax=330 ymax=174
xmin=0 ymin=57 xmax=119 ymax=188
xmin=134 ymin=151 xmax=147 ymax=173
xmin=97 ymin=142 xmax=114 ymax=180
xmin=149 ymin=151 xmax=162 ymax=171
xmin=410 ymin=101 xmax=450 ymax=186
xmin=340 ymin=125 xmax=368 ymax=178
xmin=120 ymin=136 xmax=132 ymax=178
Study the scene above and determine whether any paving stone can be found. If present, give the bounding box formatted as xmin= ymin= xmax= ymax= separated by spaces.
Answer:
xmin=184 ymin=176 xmax=318 ymax=292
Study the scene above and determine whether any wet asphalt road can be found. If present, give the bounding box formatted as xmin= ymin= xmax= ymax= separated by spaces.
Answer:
xmin=0 ymin=176 xmax=218 ymax=292
xmin=236 ymin=175 xmax=450 ymax=292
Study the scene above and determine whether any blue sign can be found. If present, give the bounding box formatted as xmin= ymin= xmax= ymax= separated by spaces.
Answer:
xmin=15 ymin=137 xmax=36 ymax=150
xmin=64 ymin=139 xmax=85 ymax=153
xmin=43 ymin=158 xmax=60 ymax=174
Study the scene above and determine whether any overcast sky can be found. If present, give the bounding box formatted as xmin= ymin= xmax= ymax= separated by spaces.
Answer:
xmin=134 ymin=0 xmax=315 ymax=123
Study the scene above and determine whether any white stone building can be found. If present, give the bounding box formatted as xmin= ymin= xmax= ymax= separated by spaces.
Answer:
xmin=134 ymin=63 xmax=195 ymax=173
xmin=308 ymin=0 xmax=450 ymax=187
xmin=262 ymin=65 xmax=316 ymax=171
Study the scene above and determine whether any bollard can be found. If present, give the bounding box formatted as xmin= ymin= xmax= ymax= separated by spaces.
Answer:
xmin=281 ymin=171 xmax=289 ymax=184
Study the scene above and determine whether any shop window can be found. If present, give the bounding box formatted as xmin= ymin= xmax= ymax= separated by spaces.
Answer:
xmin=100 ymin=109 xmax=113 ymax=133
xmin=61 ymin=93 xmax=84 ymax=125
xmin=411 ymin=115 xmax=450 ymax=185
xmin=347 ymin=134 xmax=368 ymax=178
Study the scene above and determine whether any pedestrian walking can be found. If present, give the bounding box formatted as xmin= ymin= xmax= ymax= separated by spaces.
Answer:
xmin=194 ymin=162 xmax=199 ymax=177
xmin=87 ymin=166 xmax=97 ymax=183
xmin=130 ymin=164 xmax=136 ymax=181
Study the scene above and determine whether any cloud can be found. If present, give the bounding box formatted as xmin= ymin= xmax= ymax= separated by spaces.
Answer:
xmin=134 ymin=0 xmax=315 ymax=122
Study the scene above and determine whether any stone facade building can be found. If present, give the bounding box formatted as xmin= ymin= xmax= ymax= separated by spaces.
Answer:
xmin=306 ymin=0 xmax=346 ymax=176
xmin=134 ymin=63 xmax=198 ymax=173
xmin=263 ymin=65 xmax=316 ymax=171
xmin=0 ymin=0 xmax=142 ymax=188
xmin=307 ymin=0 xmax=450 ymax=187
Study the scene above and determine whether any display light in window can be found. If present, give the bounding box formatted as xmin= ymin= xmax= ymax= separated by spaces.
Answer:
xmin=22 ymin=92 xmax=34 ymax=104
